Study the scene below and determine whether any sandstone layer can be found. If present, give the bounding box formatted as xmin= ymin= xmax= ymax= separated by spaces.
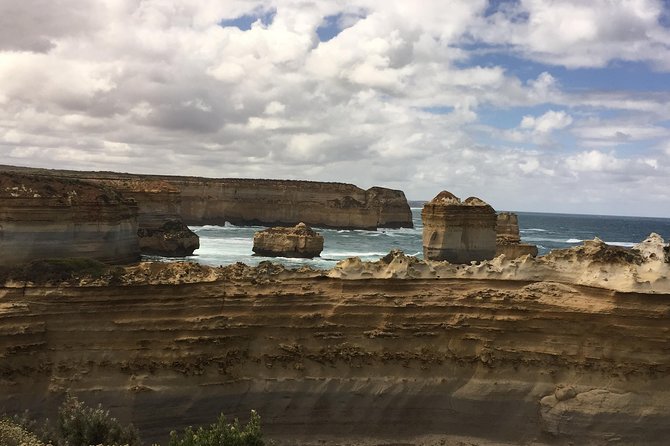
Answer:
xmin=0 ymin=165 xmax=413 ymax=230
xmin=422 ymin=191 xmax=497 ymax=263
xmin=496 ymin=212 xmax=538 ymax=258
xmin=1 ymin=237 xmax=670 ymax=445
xmin=253 ymin=222 xmax=324 ymax=258
xmin=94 ymin=178 xmax=200 ymax=256
xmin=0 ymin=172 xmax=140 ymax=265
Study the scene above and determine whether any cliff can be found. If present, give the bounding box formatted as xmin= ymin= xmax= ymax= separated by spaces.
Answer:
xmin=0 ymin=172 xmax=140 ymax=265
xmin=0 ymin=165 xmax=414 ymax=230
xmin=1 ymin=237 xmax=669 ymax=445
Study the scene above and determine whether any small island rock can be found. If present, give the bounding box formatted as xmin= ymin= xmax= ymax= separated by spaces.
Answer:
xmin=253 ymin=222 xmax=324 ymax=258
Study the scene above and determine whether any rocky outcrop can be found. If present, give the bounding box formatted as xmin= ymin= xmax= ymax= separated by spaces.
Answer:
xmin=253 ymin=222 xmax=324 ymax=258
xmin=421 ymin=191 xmax=497 ymax=263
xmin=0 ymin=172 xmax=139 ymax=265
xmin=496 ymin=212 xmax=538 ymax=258
xmin=137 ymin=220 xmax=199 ymax=256
xmin=75 ymin=177 xmax=199 ymax=257
xmin=0 ymin=165 xmax=413 ymax=230
xmin=1 ymin=253 xmax=670 ymax=445
xmin=329 ymin=235 xmax=670 ymax=294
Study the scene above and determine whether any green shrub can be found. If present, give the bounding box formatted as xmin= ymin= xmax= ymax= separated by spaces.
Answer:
xmin=0 ymin=418 xmax=45 ymax=446
xmin=53 ymin=394 xmax=141 ymax=446
xmin=0 ymin=258 xmax=110 ymax=284
xmin=168 ymin=411 xmax=264 ymax=446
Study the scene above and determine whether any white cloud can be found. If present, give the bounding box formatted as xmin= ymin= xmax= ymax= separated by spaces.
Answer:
xmin=520 ymin=110 xmax=573 ymax=133
xmin=0 ymin=1 xmax=669 ymax=216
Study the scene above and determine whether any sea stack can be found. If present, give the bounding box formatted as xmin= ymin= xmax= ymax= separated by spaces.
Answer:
xmin=421 ymin=191 xmax=497 ymax=263
xmin=253 ymin=222 xmax=324 ymax=258
xmin=495 ymin=212 xmax=538 ymax=258
xmin=0 ymin=172 xmax=140 ymax=265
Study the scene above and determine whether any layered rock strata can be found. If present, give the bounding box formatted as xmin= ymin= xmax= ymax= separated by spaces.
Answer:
xmin=0 ymin=172 xmax=139 ymax=265
xmin=253 ymin=222 xmax=324 ymax=258
xmin=0 ymin=165 xmax=413 ymax=230
xmin=1 ymin=241 xmax=670 ymax=445
xmin=68 ymin=177 xmax=199 ymax=256
xmin=496 ymin=212 xmax=538 ymax=258
xmin=422 ymin=191 xmax=497 ymax=263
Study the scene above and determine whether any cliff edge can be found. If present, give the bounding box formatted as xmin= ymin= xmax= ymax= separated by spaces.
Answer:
xmin=0 ymin=172 xmax=140 ymax=265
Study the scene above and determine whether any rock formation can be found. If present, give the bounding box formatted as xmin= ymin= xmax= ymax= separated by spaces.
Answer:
xmin=421 ymin=191 xmax=497 ymax=263
xmin=64 ymin=177 xmax=199 ymax=256
xmin=137 ymin=220 xmax=200 ymax=256
xmin=0 ymin=165 xmax=413 ymax=230
xmin=1 ymin=242 xmax=670 ymax=445
xmin=0 ymin=172 xmax=140 ymax=265
xmin=252 ymin=222 xmax=324 ymax=258
xmin=495 ymin=212 xmax=538 ymax=258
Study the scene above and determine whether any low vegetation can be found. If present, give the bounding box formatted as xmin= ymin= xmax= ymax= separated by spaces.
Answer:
xmin=0 ymin=396 xmax=266 ymax=446
xmin=0 ymin=258 xmax=123 ymax=284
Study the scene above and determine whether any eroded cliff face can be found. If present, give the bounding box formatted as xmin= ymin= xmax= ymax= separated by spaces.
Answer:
xmin=168 ymin=178 xmax=412 ymax=229
xmin=1 ymin=241 xmax=670 ymax=445
xmin=0 ymin=165 xmax=413 ymax=230
xmin=0 ymin=172 xmax=140 ymax=265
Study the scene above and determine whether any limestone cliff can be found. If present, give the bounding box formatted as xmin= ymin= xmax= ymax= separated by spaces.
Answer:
xmin=0 ymin=172 xmax=139 ymax=265
xmin=1 ymin=238 xmax=669 ymax=445
xmin=0 ymin=165 xmax=413 ymax=230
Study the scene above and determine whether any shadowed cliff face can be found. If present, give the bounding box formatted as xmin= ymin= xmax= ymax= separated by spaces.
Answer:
xmin=0 ymin=165 xmax=414 ymax=230
xmin=0 ymin=172 xmax=140 ymax=265
xmin=1 ymin=254 xmax=669 ymax=445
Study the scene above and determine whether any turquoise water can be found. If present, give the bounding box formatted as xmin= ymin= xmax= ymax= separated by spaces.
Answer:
xmin=174 ymin=209 xmax=670 ymax=269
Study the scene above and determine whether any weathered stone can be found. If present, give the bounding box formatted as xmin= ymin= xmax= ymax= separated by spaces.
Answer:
xmin=0 ymin=172 xmax=140 ymax=265
xmin=138 ymin=220 xmax=199 ymax=256
xmin=496 ymin=212 xmax=521 ymax=244
xmin=253 ymin=222 xmax=324 ymax=258
xmin=496 ymin=212 xmax=538 ymax=258
xmin=421 ymin=191 xmax=497 ymax=263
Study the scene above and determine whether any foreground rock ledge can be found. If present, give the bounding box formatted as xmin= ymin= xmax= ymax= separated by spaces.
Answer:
xmin=253 ymin=222 xmax=324 ymax=258
xmin=1 ymin=236 xmax=670 ymax=446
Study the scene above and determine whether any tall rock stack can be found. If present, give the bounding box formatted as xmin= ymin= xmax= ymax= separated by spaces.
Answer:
xmin=496 ymin=212 xmax=538 ymax=258
xmin=421 ymin=191 xmax=497 ymax=263
xmin=0 ymin=172 xmax=140 ymax=265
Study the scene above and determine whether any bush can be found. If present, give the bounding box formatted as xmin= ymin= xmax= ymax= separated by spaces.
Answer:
xmin=53 ymin=394 xmax=141 ymax=446
xmin=169 ymin=411 xmax=264 ymax=446
xmin=0 ymin=419 xmax=45 ymax=446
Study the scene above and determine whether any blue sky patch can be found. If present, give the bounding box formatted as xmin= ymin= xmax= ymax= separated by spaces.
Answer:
xmin=219 ymin=9 xmax=276 ymax=31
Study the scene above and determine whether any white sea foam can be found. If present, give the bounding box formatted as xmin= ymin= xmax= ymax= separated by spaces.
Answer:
xmin=521 ymin=228 xmax=547 ymax=232
xmin=566 ymin=238 xmax=582 ymax=243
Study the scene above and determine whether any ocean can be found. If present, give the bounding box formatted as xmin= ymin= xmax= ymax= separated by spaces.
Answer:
xmin=172 ymin=208 xmax=670 ymax=269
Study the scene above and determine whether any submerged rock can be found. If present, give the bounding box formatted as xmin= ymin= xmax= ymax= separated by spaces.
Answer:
xmin=421 ymin=191 xmax=497 ymax=263
xmin=253 ymin=222 xmax=324 ymax=258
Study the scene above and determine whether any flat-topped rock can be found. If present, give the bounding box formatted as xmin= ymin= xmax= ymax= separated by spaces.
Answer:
xmin=253 ymin=222 xmax=324 ymax=258
xmin=421 ymin=191 xmax=497 ymax=263
xmin=137 ymin=220 xmax=200 ymax=256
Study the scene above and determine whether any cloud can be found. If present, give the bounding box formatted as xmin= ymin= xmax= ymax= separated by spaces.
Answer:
xmin=0 ymin=0 xmax=669 ymax=216
xmin=476 ymin=0 xmax=670 ymax=69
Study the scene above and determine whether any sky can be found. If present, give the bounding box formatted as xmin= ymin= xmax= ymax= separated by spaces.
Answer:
xmin=1 ymin=0 xmax=670 ymax=217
